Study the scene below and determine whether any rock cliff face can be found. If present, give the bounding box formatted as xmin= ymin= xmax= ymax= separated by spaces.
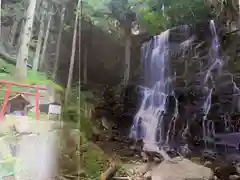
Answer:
xmin=170 ymin=22 xmax=240 ymax=142
xmin=118 ymin=20 xmax=240 ymax=148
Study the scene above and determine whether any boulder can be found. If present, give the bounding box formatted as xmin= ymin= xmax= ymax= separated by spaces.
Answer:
xmin=150 ymin=157 xmax=213 ymax=180
xmin=229 ymin=174 xmax=240 ymax=180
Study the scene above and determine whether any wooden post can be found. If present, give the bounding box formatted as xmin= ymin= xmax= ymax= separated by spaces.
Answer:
xmin=7 ymin=103 xmax=11 ymax=114
xmin=0 ymin=83 xmax=12 ymax=120
xmin=36 ymin=88 xmax=40 ymax=120
xmin=24 ymin=105 xmax=27 ymax=116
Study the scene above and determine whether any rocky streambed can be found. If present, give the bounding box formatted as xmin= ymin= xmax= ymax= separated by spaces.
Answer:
xmin=118 ymin=151 xmax=240 ymax=180
xmin=95 ymin=130 xmax=240 ymax=180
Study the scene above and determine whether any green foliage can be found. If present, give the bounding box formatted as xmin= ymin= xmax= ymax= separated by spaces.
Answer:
xmin=62 ymin=89 xmax=109 ymax=179
xmin=2 ymin=1 xmax=25 ymax=21
xmin=25 ymin=70 xmax=64 ymax=91
xmin=79 ymin=110 xmax=108 ymax=179
xmin=0 ymin=58 xmax=63 ymax=101
xmin=133 ymin=0 xmax=214 ymax=33
xmin=82 ymin=0 xmax=214 ymax=36
xmin=80 ymin=141 xmax=108 ymax=179
xmin=82 ymin=0 xmax=121 ymax=38
xmin=64 ymin=88 xmax=96 ymax=136
xmin=166 ymin=0 xmax=213 ymax=25
xmin=66 ymin=90 xmax=96 ymax=139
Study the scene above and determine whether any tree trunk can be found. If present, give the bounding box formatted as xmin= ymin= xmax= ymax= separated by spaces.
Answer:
xmin=40 ymin=5 xmax=52 ymax=71
xmin=15 ymin=19 xmax=24 ymax=48
xmin=53 ymin=6 xmax=66 ymax=80
xmin=239 ymin=0 xmax=240 ymax=28
xmin=83 ymin=47 xmax=87 ymax=84
xmin=123 ymin=33 xmax=131 ymax=86
xmin=9 ymin=19 xmax=18 ymax=46
xmin=16 ymin=0 xmax=37 ymax=80
xmin=65 ymin=0 xmax=81 ymax=104
xmin=0 ymin=0 xmax=1 ymax=37
xmin=33 ymin=12 xmax=45 ymax=71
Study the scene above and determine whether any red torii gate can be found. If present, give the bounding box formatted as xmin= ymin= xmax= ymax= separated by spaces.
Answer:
xmin=0 ymin=80 xmax=47 ymax=120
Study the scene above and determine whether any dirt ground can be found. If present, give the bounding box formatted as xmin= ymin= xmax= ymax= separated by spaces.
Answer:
xmin=95 ymin=131 xmax=143 ymax=162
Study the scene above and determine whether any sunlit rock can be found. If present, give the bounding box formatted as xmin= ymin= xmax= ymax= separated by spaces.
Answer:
xmin=151 ymin=157 xmax=213 ymax=180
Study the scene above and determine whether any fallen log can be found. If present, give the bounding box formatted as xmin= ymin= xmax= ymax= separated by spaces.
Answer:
xmin=0 ymin=51 xmax=32 ymax=68
xmin=100 ymin=163 xmax=119 ymax=180
xmin=112 ymin=177 xmax=131 ymax=180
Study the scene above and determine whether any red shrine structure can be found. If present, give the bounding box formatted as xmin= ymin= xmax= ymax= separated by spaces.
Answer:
xmin=0 ymin=80 xmax=47 ymax=120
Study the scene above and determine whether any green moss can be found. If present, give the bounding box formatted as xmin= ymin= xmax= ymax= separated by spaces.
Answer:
xmin=64 ymin=90 xmax=110 ymax=178
xmin=0 ymin=58 xmax=16 ymax=74
xmin=80 ymin=116 xmax=95 ymax=139
xmin=190 ymin=157 xmax=202 ymax=164
xmin=79 ymin=118 xmax=109 ymax=178
xmin=81 ymin=141 xmax=108 ymax=179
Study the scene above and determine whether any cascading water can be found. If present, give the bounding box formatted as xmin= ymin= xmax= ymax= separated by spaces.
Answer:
xmin=201 ymin=20 xmax=222 ymax=147
xmin=202 ymin=20 xmax=240 ymax=151
xmin=130 ymin=30 xmax=176 ymax=156
xmin=131 ymin=19 xmax=240 ymax=156
xmin=131 ymin=25 xmax=196 ymax=158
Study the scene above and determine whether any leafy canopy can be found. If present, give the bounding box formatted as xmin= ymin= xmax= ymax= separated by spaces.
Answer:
xmin=82 ymin=0 xmax=214 ymax=36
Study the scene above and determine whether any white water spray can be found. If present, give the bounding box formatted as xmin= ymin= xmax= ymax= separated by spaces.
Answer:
xmin=201 ymin=20 xmax=221 ymax=147
xmin=130 ymin=30 xmax=175 ymax=156
xmin=202 ymin=20 xmax=240 ymax=149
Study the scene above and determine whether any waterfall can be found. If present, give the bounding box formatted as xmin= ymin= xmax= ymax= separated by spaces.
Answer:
xmin=131 ymin=19 xmax=240 ymax=155
xmin=130 ymin=26 xmax=193 ymax=156
xmin=130 ymin=30 xmax=174 ymax=153
xmin=202 ymin=20 xmax=240 ymax=151
xmin=201 ymin=20 xmax=223 ymax=148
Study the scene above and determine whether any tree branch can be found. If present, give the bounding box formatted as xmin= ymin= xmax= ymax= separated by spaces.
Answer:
xmin=224 ymin=29 xmax=240 ymax=36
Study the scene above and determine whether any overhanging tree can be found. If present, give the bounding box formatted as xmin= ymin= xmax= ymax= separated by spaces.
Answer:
xmin=80 ymin=0 xmax=213 ymax=87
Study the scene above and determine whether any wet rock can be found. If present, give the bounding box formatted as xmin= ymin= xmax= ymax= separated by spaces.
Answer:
xmin=150 ymin=157 xmax=213 ymax=180
xmin=235 ymin=163 xmax=240 ymax=174
xmin=143 ymin=171 xmax=152 ymax=180
xmin=79 ymin=170 xmax=87 ymax=177
xmin=229 ymin=175 xmax=240 ymax=180
xmin=144 ymin=177 xmax=152 ymax=180
xmin=201 ymin=149 xmax=218 ymax=161
xmin=140 ymin=151 xmax=163 ymax=164
xmin=204 ymin=161 xmax=213 ymax=169
xmin=214 ymin=164 xmax=237 ymax=180
xmin=91 ymin=127 xmax=102 ymax=142
xmin=225 ymin=154 xmax=240 ymax=164
xmin=153 ymin=156 xmax=162 ymax=163
xmin=141 ymin=151 xmax=148 ymax=162
xmin=179 ymin=144 xmax=192 ymax=158
xmin=119 ymin=150 xmax=135 ymax=157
